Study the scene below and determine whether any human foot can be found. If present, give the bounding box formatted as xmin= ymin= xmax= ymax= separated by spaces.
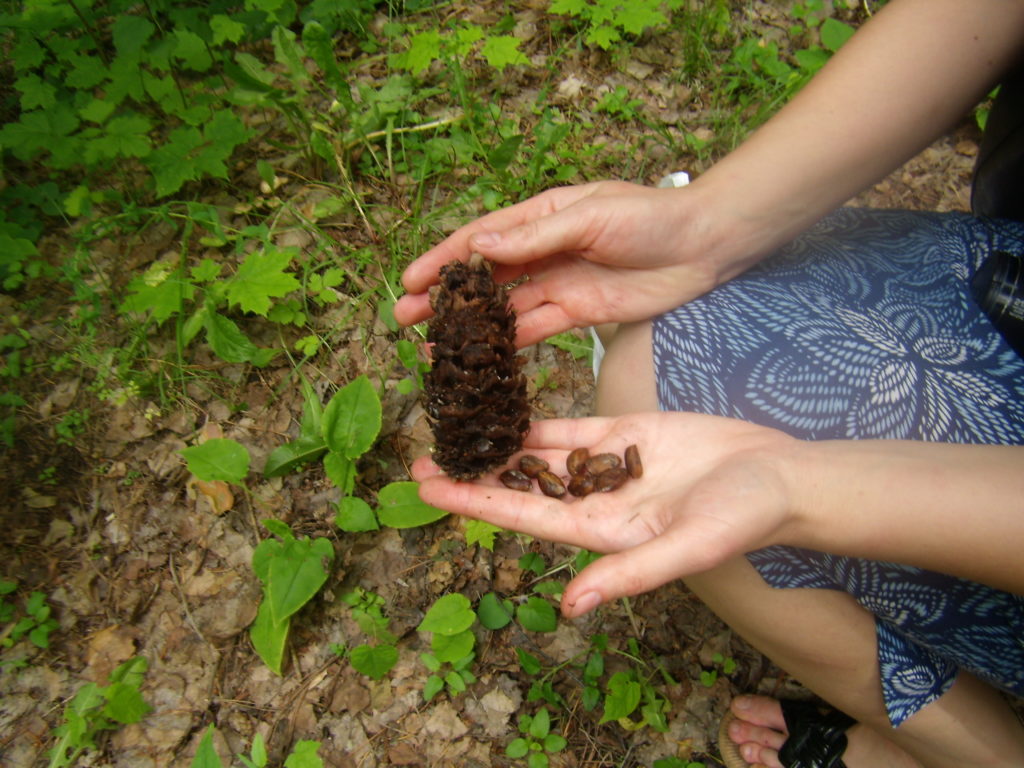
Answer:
xmin=719 ymin=695 xmax=922 ymax=768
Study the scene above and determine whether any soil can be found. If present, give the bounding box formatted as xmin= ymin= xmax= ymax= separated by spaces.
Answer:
xmin=0 ymin=5 xmax=988 ymax=768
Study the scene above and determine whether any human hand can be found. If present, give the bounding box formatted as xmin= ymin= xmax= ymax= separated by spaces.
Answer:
xmin=411 ymin=412 xmax=799 ymax=617
xmin=394 ymin=181 xmax=726 ymax=347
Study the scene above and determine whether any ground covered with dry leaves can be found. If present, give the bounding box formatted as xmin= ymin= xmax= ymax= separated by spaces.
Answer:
xmin=0 ymin=2 xmax=984 ymax=767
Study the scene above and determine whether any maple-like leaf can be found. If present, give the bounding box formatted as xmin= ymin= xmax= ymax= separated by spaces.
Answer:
xmin=480 ymin=35 xmax=529 ymax=72
xmin=226 ymin=246 xmax=300 ymax=316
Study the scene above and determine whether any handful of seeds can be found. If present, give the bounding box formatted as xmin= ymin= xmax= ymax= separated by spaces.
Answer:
xmin=499 ymin=444 xmax=643 ymax=499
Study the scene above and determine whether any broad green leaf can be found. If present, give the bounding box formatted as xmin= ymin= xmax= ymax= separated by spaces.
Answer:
xmin=431 ymin=628 xmax=474 ymax=663
xmin=272 ymin=25 xmax=308 ymax=84
xmin=477 ymin=592 xmax=513 ymax=630
xmin=423 ymin=674 xmax=444 ymax=701
xmin=174 ymin=27 xmax=213 ymax=71
xmin=377 ymin=482 xmax=447 ymax=529
xmin=417 ymin=593 xmax=475 ymax=636
xmin=600 ymin=671 xmax=642 ymax=723
xmin=480 ymin=35 xmax=528 ymax=71
xmin=210 ymin=14 xmax=245 ymax=45
xmin=112 ymin=15 xmax=155 ymax=57
xmin=464 ymin=519 xmax=501 ymax=550
xmin=189 ymin=725 xmax=222 ymax=768
xmin=204 ymin=312 xmax=275 ymax=366
xmin=335 ymin=496 xmax=378 ymax=532
xmin=226 ymin=246 xmax=300 ymax=316
xmin=516 ymin=596 xmax=556 ymax=633
xmin=527 ymin=752 xmax=549 ymax=768
xmin=261 ymin=518 xmax=293 ymax=541
xmin=505 ymin=738 xmax=530 ymax=759
xmin=266 ymin=537 xmax=333 ymax=624
xmin=323 ymin=452 xmax=356 ymax=494
xmin=821 ymin=18 xmax=855 ymax=53
xmin=516 ymin=647 xmax=541 ymax=675
xmin=284 ymin=740 xmax=323 ymax=768
xmin=250 ymin=600 xmax=289 ymax=675
xmin=263 ymin=436 xmax=327 ymax=478
xmin=528 ymin=706 xmax=551 ymax=739
xmin=321 ymin=375 xmax=381 ymax=459
xmin=349 ymin=643 xmax=398 ymax=680
xmin=102 ymin=681 xmax=151 ymax=724
xmin=180 ymin=439 xmax=250 ymax=483
xmin=401 ymin=30 xmax=442 ymax=74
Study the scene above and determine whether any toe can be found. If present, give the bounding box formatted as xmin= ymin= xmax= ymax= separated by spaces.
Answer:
xmin=728 ymin=715 xmax=787 ymax=754
xmin=731 ymin=694 xmax=789 ymax=732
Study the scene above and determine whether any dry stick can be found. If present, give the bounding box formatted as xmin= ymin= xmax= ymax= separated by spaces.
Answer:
xmin=168 ymin=553 xmax=214 ymax=650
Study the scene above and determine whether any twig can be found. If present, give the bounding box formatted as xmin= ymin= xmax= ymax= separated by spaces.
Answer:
xmin=168 ymin=553 xmax=213 ymax=648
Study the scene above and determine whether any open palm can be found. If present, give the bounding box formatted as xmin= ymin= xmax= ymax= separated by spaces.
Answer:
xmin=412 ymin=412 xmax=797 ymax=616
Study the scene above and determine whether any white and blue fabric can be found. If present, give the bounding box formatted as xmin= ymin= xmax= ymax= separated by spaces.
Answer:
xmin=651 ymin=207 xmax=1024 ymax=727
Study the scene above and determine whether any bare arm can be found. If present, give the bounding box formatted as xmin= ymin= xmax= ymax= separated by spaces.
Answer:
xmin=412 ymin=415 xmax=1024 ymax=616
xmin=690 ymin=0 xmax=1024 ymax=283
xmin=783 ymin=439 xmax=1024 ymax=596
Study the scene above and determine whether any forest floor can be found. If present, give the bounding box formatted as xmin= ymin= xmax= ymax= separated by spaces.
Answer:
xmin=0 ymin=2 xmax=984 ymax=767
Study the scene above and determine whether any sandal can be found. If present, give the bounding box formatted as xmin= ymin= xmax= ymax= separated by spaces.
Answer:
xmin=718 ymin=699 xmax=856 ymax=768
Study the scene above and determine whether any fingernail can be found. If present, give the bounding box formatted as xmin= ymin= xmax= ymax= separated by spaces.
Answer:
xmin=471 ymin=231 xmax=501 ymax=248
xmin=569 ymin=591 xmax=601 ymax=616
xmin=734 ymin=696 xmax=752 ymax=711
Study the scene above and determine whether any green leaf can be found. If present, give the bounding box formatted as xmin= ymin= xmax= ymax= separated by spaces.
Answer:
xmin=102 ymin=681 xmax=151 ymax=724
xmin=377 ymin=481 xmax=447 ymax=528
xmin=284 ymin=740 xmax=323 ymax=768
xmin=321 ymin=375 xmax=381 ymax=459
xmin=335 ymin=496 xmax=378 ymax=532
xmin=112 ymin=15 xmax=155 ymax=57
xmin=265 ymin=537 xmax=333 ymax=624
xmin=477 ymin=592 xmax=513 ymax=630
xmin=250 ymin=600 xmax=289 ymax=675
xmin=401 ymin=29 xmax=443 ymax=74
xmin=505 ymin=737 xmax=530 ymax=759
xmin=528 ymin=706 xmax=551 ymax=739
xmin=464 ymin=519 xmax=501 ymax=550
xmin=431 ymin=629 xmax=475 ymax=664
xmin=820 ymin=18 xmax=855 ymax=53
xmin=211 ymin=14 xmax=246 ymax=45
xmin=180 ymin=439 xmax=250 ymax=483
xmin=517 ymin=596 xmax=557 ymax=633
xmin=480 ymin=35 xmax=529 ymax=71
xmin=323 ymin=452 xmax=357 ymax=494
xmin=349 ymin=643 xmax=398 ymax=680
xmin=417 ymin=593 xmax=475 ymax=636
xmin=516 ymin=647 xmax=542 ymax=675
xmin=226 ymin=246 xmax=300 ymax=316
xmin=600 ymin=671 xmax=642 ymax=723
xmin=543 ymin=733 xmax=567 ymax=753
xmin=174 ymin=27 xmax=213 ymax=71
xmin=527 ymin=752 xmax=549 ymax=768
xmin=190 ymin=725 xmax=222 ymax=768
xmin=264 ymin=436 xmax=327 ymax=478
xmin=423 ymin=674 xmax=445 ymax=702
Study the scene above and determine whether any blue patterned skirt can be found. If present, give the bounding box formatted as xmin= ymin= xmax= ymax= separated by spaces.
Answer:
xmin=651 ymin=208 xmax=1024 ymax=726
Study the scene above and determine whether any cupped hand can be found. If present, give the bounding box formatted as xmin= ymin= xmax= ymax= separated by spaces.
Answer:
xmin=394 ymin=181 xmax=723 ymax=347
xmin=411 ymin=412 xmax=800 ymax=617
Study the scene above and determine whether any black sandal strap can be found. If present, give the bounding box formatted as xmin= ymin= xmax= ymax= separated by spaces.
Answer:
xmin=777 ymin=700 xmax=855 ymax=768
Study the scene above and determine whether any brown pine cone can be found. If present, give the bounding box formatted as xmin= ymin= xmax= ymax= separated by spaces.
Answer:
xmin=424 ymin=254 xmax=530 ymax=480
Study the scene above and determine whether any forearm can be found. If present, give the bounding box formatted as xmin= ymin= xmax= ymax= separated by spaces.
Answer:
xmin=780 ymin=439 xmax=1024 ymax=594
xmin=688 ymin=0 xmax=1024 ymax=283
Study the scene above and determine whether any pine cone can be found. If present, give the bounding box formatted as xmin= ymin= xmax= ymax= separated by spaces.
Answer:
xmin=424 ymin=254 xmax=530 ymax=480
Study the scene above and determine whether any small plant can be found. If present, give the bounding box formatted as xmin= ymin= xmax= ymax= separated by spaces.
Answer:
xmin=418 ymin=593 xmax=479 ymax=701
xmin=249 ymin=520 xmax=334 ymax=675
xmin=505 ymin=706 xmax=568 ymax=768
xmin=1 ymin=585 xmax=60 ymax=657
xmin=548 ymin=0 xmax=682 ymax=50
xmin=699 ymin=652 xmax=737 ymax=688
xmin=342 ymin=588 xmax=399 ymax=681
xmin=190 ymin=725 xmax=324 ymax=768
xmin=47 ymin=656 xmax=151 ymax=768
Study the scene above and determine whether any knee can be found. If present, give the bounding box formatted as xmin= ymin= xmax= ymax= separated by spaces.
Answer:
xmin=595 ymin=320 xmax=658 ymax=416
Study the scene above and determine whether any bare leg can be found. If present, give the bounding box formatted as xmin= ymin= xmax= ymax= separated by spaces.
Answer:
xmin=596 ymin=321 xmax=1024 ymax=768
